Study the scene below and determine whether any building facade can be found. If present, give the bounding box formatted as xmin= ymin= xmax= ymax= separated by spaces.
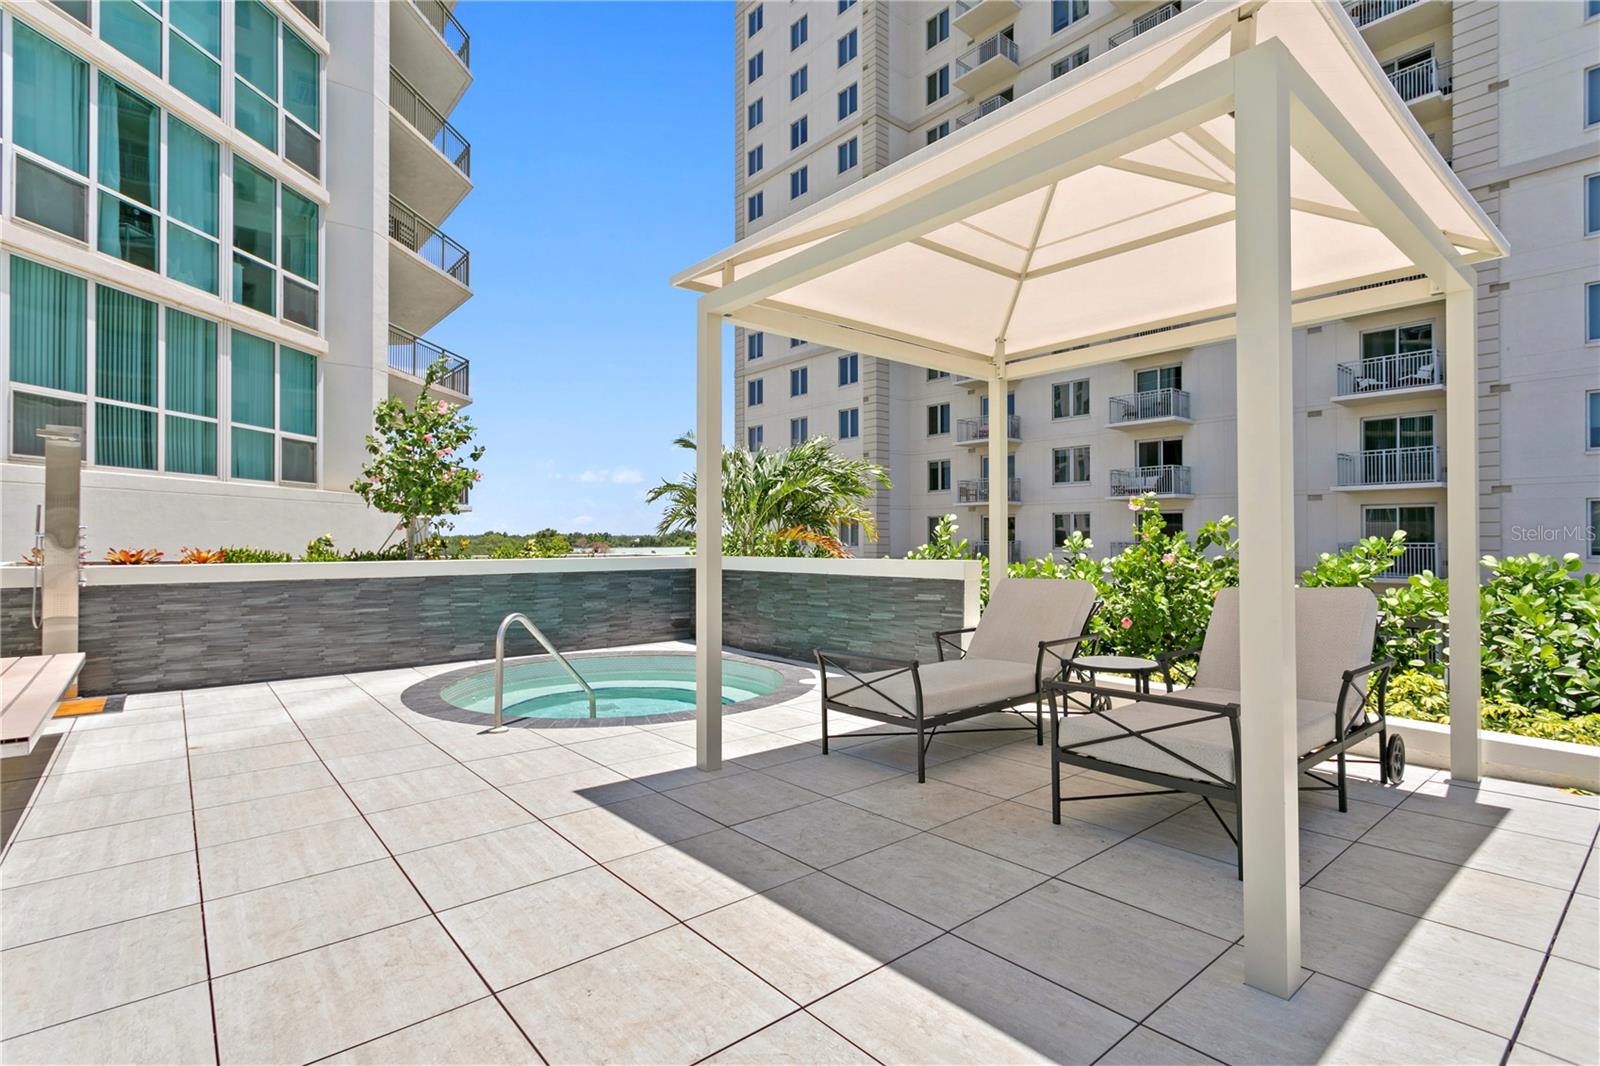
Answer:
xmin=0 ymin=0 xmax=475 ymax=558
xmin=732 ymin=0 xmax=1600 ymax=575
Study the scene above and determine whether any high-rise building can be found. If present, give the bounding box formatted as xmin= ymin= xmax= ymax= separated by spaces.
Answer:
xmin=733 ymin=0 xmax=1600 ymax=576
xmin=0 ymin=0 xmax=476 ymax=556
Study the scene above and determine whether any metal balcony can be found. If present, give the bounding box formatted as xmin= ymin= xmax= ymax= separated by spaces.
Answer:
xmin=954 ymin=32 xmax=1019 ymax=97
xmin=388 ymin=325 xmax=471 ymax=397
xmin=1342 ymin=0 xmax=1418 ymax=27
xmin=975 ymin=540 xmax=1023 ymax=564
xmin=413 ymin=0 xmax=470 ymax=66
xmin=1109 ymin=464 xmax=1193 ymax=496
xmin=389 ymin=198 xmax=470 ymax=285
xmin=955 ymin=414 xmax=1021 ymax=445
xmin=955 ymin=92 xmax=1012 ymax=129
xmin=1335 ymin=350 xmax=1443 ymax=400
xmin=391 ymin=68 xmax=471 ymax=177
xmin=1108 ymin=1 xmax=1182 ymax=48
xmin=1108 ymin=388 xmax=1192 ymax=426
xmin=1387 ymin=58 xmax=1452 ymax=102
xmin=1336 ymin=446 xmax=1442 ymax=488
xmin=957 ymin=477 xmax=1022 ymax=504
xmin=1336 ymin=540 xmax=1441 ymax=579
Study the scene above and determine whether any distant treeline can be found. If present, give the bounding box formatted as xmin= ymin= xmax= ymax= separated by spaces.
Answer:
xmin=457 ymin=529 xmax=694 ymax=555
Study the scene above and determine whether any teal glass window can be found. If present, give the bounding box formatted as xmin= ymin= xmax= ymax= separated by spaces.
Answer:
xmin=235 ymin=0 xmax=279 ymax=97
xmin=279 ymin=347 xmax=316 ymax=436
xmin=95 ymin=286 xmax=158 ymax=407
xmin=281 ymin=438 xmax=315 ymax=483
xmin=282 ymin=29 xmax=320 ymax=132
xmin=9 ymin=258 xmax=87 ymax=394
xmin=95 ymin=403 xmax=157 ymax=469
xmin=232 ymin=158 xmax=276 ymax=262
xmin=13 ymin=23 xmax=89 ymax=173
xmin=170 ymin=32 xmax=222 ymax=113
xmin=232 ymin=428 xmax=274 ymax=480
xmin=168 ymin=120 xmax=220 ymax=234
xmin=12 ymin=394 xmax=86 ymax=458
xmin=280 ymin=188 xmax=318 ymax=282
xmin=167 ymin=226 xmax=219 ymax=293
xmin=100 ymin=0 xmax=164 ymax=74
xmin=234 ymin=82 xmax=278 ymax=150
xmin=14 ymin=158 xmax=90 ymax=240
xmin=233 ymin=254 xmax=275 ymax=314
xmin=231 ymin=331 xmax=275 ymax=429
xmin=171 ymin=0 xmax=221 ymax=54
xmin=98 ymin=76 xmax=160 ymax=208
xmin=166 ymin=309 xmax=217 ymax=418
xmin=98 ymin=192 xmax=160 ymax=271
xmin=167 ymin=417 xmax=217 ymax=475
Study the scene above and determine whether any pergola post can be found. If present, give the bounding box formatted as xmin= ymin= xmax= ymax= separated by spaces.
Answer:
xmin=1444 ymin=282 xmax=1481 ymax=782
xmin=695 ymin=305 xmax=723 ymax=771
xmin=986 ymin=367 xmax=1009 ymax=578
xmin=1233 ymin=48 xmax=1301 ymax=998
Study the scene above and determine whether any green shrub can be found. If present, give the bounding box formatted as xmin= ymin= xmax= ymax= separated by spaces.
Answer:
xmin=220 ymin=545 xmax=293 ymax=563
xmin=1300 ymin=533 xmax=1408 ymax=588
xmin=1385 ymin=671 xmax=1600 ymax=746
xmin=908 ymin=514 xmax=989 ymax=607
xmin=302 ymin=535 xmax=340 ymax=562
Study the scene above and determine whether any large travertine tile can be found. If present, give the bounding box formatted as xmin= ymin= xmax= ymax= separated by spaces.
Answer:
xmin=465 ymin=746 xmax=603 ymax=787
xmin=725 ymin=732 xmax=822 ymax=769
xmin=498 ymin=765 xmax=652 ymax=817
xmin=760 ymin=753 xmax=905 ymax=796
xmin=1015 ymin=773 xmax=1198 ymax=835
xmin=1098 ymin=1027 xmax=1223 ymax=1064
xmin=396 ymin=820 xmax=592 ymax=910
xmin=48 ymin=736 xmax=187 ymax=775
xmin=194 ymin=784 xmax=357 ymax=847
xmin=959 ymin=878 xmax=1230 ymax=1018
xmin=190 ymin=759 xmax=335 ymax=809
xmin=735 ymin=798 xmax=920 ymax=868
xmin=32 ymin=757 xmax=189 ymax=804
xmin=830 ymin=833 xmax=1046 ymax=929
xmin=927 ymin=751 xmax=1054 ymax=799
xmin=0 ymin=813 xmax=193 ymax=889
xmin=366 ymin=789 xmax=532 ymax=854
xmin=204 ymin=859 xmax=427 ymax=975
xmin=1148 ymin=946 xmax=1507 ymax=1065
xmin=342 ymin=762 xmax=489 ymax=816
xmin=183 ymin=706 xmax=293 ymax=738
xmin=835 ymin=775 xmax=999 ymax=831
xmin=184 ymin=721 xmax=305 ymax=755
xmin=407 ymin=723 xmax=553 ymax=762
xmin=0 ymin=907 xmax=207 ymax=1039
xmin=1360 ymin=809 xmax=1591 ymax=889
xmin=0 ymin=852 xmax=198 ymax=949
xmin=1517 ymin=957 xmax=1600 ymax=1066
xmin=666 ymin=771 xmax=824 ymax=825
xmin=212 ymin=918 xmax=485 ymax=1065
xmin=305 ymin=726 xmax=427 ymax=761
xmin=323 ymin=997 xmax=539 ymax=1064
xmin=545 ymin=793 xmax=720 ymax=862
xmin=611 ymin=750 xmax=749 ymax=791
xmin=440 ymin=866 xmax=673 ymax=990
xmin=499 ymin=925 xmax=792 ymax=1064
xmin=607 ymin=828 xmax=811 ymax=919
xmin=843 ymin=735 xmax=973 ymax=775
xmin=14 ymin=783 xmax=190 ymax=841
xmin=200 ymin=816 xmax=387 ymax=898
xmin=1552 ymin=893 xmax=1599 ymax=968
xmin=932 ymin=800 xmax=1127 ymax=875
xmin=811 ymin=934 xmax=1131 ymax=1064
xmin=1060 ymin=837 xmax=1245 ymax=939
xmin=1399 ymin=778 xmax=1600 ymax=844
xmin=187 ymin=739 xmax=318 ymax=781
xmin=560 ymin=730 xmax=691 ymax=768
xmin=58 ymin=720 xmax=187 ymax=747
xmin=1133 ymin=802 xmax=1352 ymax=882
xmin=703 ymin=1012 xmax=874 ymax=1065
xmin=321 ymin=742 xmax=457 ymax=783
xmin=691 ymin=872 xmax=940 ymax=1002
xmin=0 ymin=982 xmax=214 ymax=1065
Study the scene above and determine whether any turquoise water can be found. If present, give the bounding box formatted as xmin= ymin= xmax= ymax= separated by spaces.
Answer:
xmin=438 ymin=654 xmax=784 ymax=720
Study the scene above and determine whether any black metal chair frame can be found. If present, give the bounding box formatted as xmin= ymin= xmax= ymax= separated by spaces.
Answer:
xmin=1045 ymin=653 xmax=1394 ymax=874
xmin=817 ymin=603 xmax=1101 ymax=783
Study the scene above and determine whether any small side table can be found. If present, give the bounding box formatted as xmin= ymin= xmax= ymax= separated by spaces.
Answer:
xmin=1067 ymin=654 xmax=1161 ymax=709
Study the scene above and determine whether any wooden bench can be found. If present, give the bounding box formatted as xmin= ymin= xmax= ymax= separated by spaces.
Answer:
xmin=1 ymin=654 xmax=87 ymax=759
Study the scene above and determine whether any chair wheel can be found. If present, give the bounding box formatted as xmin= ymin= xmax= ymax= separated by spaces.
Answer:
xmin=1384 ymin=734 xmax=1406 ymax=785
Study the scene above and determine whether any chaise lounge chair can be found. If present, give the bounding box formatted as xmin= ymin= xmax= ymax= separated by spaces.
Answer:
xmin=1046 ymin=587 xmax=1401 ymax=872
xmin=817 ymin=579 xmax=1100 ymax=782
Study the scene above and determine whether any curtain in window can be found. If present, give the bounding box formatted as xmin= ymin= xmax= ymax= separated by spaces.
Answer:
xmin=232 ymin=427 xmax=274 ymax=480
xmin=168 ymin=119 xmax=219 ymax=235
xmin=9 ymin=258 xmax=87 ymax=393
xmin=231 ymin=330 xmax=275 ymax=428
xmin=13 ymin=23 xmax=89 ymax=174
xmin=279 ymin=347 xmax=316 ymax=436
xmin=280 ymin=189 xmax=318 ymax=282
xmin=166 ymin=416 xmax=217 ymax=475
xmin=95 ymin=286 xmax=157 ymax=406
xmin=233 ymin=157 xmax=276 ymax=261
xmin=98 ymin=76 xmax=159 ymax=207
xmin=166 ymin=308 xmax=217 ymax=417
xmin=282 ymin=29 xmax=320 ymax=131
xmin=95 ymin=403 xmax=156 ymax=469
xmin=234 ymin=0 xmax=278 ymax=97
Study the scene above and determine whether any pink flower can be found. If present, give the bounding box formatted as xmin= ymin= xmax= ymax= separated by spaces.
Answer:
xmin=1120 ymin=616 xmax=1133 ymax=629
xmin=423 ymin=433 xmax=434 ymax=445
xmin=436 ymin=449 xmax=449 ymax=459
xmin=368 ymin=475 xmax=381 ymax=485
xmin=1127 ymin=497 xmax=1143 ymax=512
xmin=472 ymin=471 xmax=482 ymax=482
xmin=436 ymin=401 xmax=449 ymax=414
xmin=1161 ymin=552 xmax=1176 ymax=565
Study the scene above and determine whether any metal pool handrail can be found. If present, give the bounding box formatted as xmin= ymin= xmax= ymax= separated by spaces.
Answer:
xmin=491 ymin=613 xmax=596 ymax=731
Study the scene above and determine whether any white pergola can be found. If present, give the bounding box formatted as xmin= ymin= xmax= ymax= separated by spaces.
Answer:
xmin=672 ymin=0 xmax=1506 ymax=995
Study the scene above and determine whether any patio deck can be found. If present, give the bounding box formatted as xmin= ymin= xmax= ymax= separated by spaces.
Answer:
xmin=1 ymin=647 xmax=1594 ymax=1065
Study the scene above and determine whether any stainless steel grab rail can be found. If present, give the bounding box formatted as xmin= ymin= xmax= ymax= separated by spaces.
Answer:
xmin=491 ymin=613 xmax=596 ymax=731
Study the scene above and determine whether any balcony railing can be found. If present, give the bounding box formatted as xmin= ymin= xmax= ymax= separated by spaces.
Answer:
xmin=389 ymin=197 xmax=471 ymax=285
xmin=1387 ymin=58 xmax=1451 ymax=101
xmin=1342 ymin=0 xmax=1419 ymax=27
xmin=390 ymin=68 xmax=471 ymax=176
xmin=413 ymin=0 xmax=471 ymax=66
xmin=955 ymin=92 xmax=1012 ymax=129
xmin=1108 ymin=387 xmax=1191 ymax=424
xmin=955 ymin=414 xmax=1021 ymax=444
xmin=1109 ymin=464 xmax=1192 ymax=496
xmin=956 ymin=32 xmax=1019 ymax=78
xmin=975 ymin=540 xmax=1023 ymax=564
xmin=957 ymin=477 xmax=1022 ymax=504
xmin=1108 ymin=1 xmax=1182 ymax=48
xmin=1336 ymin=350 xmax=1443 ymax=396
xmin=388 ymin=325 xmax=471 ymax=395
xmin=1337 ymin=446 xmax=1440 ymax=487
xmin=289 ymin=0 xmax=320 ymax=27
xmin=1337 ymin=540 xmax=1440 ymax=579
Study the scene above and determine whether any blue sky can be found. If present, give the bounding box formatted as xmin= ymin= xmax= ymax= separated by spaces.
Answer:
xmin=432 ymin=1 xmax=735 ymax=535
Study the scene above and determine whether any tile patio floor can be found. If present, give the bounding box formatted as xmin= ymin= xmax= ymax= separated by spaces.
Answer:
xmin=1 ymin=649 xmax=1596 ymax=1065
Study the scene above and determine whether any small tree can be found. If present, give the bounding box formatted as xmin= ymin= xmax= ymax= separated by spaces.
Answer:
xmin=353 ymin=356 xmax=484 ymax=557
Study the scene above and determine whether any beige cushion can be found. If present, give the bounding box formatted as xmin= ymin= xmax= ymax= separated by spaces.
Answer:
xmin=1194 ymin=587 xmax=1378 ymax=702
xmin=1062 ymin=688 xmax=1342 ymax=781
xmin=965 ymin=579 xmax=1098 ymax=665
xmin=827 ymin=658 xmax=1040 ymax=720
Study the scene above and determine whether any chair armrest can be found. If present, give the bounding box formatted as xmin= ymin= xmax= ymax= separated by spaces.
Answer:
xmin=1036 ymin=634 xmax=1092 ymax=685
xmin=815 ymin=650 xmax=923 ymax=719
xmin=1047 ymin=679 xmax=1240 ymax=718
xmin=934 ymin=626 xmax=977 ymax=662
xmin=1155 ymin=646 xmax=1204 ymax=691
xmin=1334 ymin=658 xmax=1395 ymax=738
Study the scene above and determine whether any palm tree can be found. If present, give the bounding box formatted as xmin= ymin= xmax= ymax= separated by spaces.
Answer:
xmin=647 ymin=434 xmax=890 ymax=557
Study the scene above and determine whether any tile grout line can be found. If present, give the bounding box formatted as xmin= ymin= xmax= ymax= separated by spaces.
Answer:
xmin=177 ymin=693 xmax=224 ymax=1066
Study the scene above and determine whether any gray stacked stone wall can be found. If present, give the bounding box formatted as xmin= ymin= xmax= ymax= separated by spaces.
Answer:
xmin=723 ymin=570 xmax=965 ymax=664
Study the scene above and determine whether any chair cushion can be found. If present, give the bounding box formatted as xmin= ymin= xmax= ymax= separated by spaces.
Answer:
xmin=827 ymin=658 xmax=1040 ymax=720
xmin=1060 ymin=688 xmax=1341 ymax=782
xmin=966 ymin=579 xmax=1098 ymax=665
xmin=1194 ymin=587 xmax=1378 ymax=704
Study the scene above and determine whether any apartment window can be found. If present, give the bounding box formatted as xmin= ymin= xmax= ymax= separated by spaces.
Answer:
xmin=232 ymin=1 xmax=322 ymax=175
xmin=926 ymin=515 xmax=944 ymax=540
xmin=93 ymin=0 xmax=229 ymax=122
xmin=747 ymin=378 xmax=764 ymax=406
xmin=839 ymin=0 xmax=858 ymax=12
xmin=839 ymin=83 xmax=859 ymax=120
xmin=747 ymin=146 xmax=764 ymax=176
xmin=928 ymin=459 xmax=952 ymax=491
xmin=927 ymin=402 xmax=951 ymax=435
xmin=838 ymin=408 xmax=860 ymax=439
xmin=748 ymin=4 xmax=764 ymax=36
xmin=1589 ymin=0 xmax=1600 ymax=19
xmin=1590 ymin=499 xmax=1600 ymax=558
xmin=748 ymin=98 xmax=764 ymax=128
xmin=1136 ymin=365 xmax=1184 ymax=393
xmin=927 ymin=66 xmax=950 ymax=105
xmin=928 ymin=369 xmax=951 ymax=381
xmin=747 ymin=331 xmax=765 ymax=360
xmin=1587 ymin=65 xmax=1600 ymax=127
xmin=791 ymin=117 xmax=809 ymax=149
xmin=790 ymin=15 xmax=808 ymax=49
xmin=926 ymin=121 xmax=951 ymax=145
xmin=1137 ymin=438 xmax=1185 ymax=467
xmin=1587 ymin=174 xmax=1600 ymax=236
xmin=747 ymin=192 xmax=764 ymax=222
xmin=838 ymin=354 xmax=859 ymax=385
xmin=791 ymin=366 xmax=809 ymax=396
xmin=790 ymin=417 xmax=809 ymax=444
xmin=838 ymin=29 xmax=858 ymax=67
xmin=838 ymin=137 xmax=859 ymax=173
xmin=748 ymin=51 xmax=764 ymax=82
xmin=1054 ymin=512 xmax=1092 ymax=548
xmin=747 ymin=425 xmax=764 ymax=450
xmin=1588 ymin=281 xmax=1600 ymax=342
xmin=1361 ymin=324 xmax=1433 ymax=362
xmin=1052 ymin=379 xmax=1090 ymax=419
xmin=1588 ymin=390 xmax=1600 ymax=449
xmin=1052 ymin=47 xmax=1091 ymax=79
xmin=790 ymin=167 xmax=809 ymax=199
xmin=927 ymin=9 xmax=949 ymax=48
xmin=1053 ymin=446 xmax=1091 ymax=484
xmin=1052 ymin=0 xmax=1088 ymax=32
xmin=233 ymin=155 xmax=320 ymax=327
xmin=790 ymin=66 xmax=808 ymax=99
xmin=790 ymin=336 xmax=806 ymax=348
xmin=1363 ymin=505 xmax=1436 ymax=546
xmin=839 ymin=521 xmax=861 ymax=548
xmin=231 ymin=330 xmax=316 ymax=483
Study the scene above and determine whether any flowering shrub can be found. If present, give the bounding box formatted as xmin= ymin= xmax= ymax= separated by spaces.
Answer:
xmin=1386 ymin=671 xmax=1600 ymax=745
